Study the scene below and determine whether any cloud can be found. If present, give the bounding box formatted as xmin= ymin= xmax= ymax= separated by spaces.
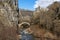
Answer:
xmin=34 ymin=0 xmax=60 ymax=8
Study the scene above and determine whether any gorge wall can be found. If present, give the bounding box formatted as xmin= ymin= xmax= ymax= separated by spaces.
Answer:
xmin=0 ymin=0 xmax=18 ymax=40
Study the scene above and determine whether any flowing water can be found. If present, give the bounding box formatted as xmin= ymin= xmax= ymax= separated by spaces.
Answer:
xmin=19 ymin=29 xmax=35 ymax=40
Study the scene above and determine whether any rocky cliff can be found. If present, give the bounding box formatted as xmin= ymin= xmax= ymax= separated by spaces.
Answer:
xmin=0 ymin=0 xmax=18 ymax=40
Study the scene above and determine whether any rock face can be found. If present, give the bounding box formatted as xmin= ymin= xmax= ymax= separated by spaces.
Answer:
xmin=47 ymin=2 xmax=60 ymax=36
xmin=0 ymin=0 xmax=18 ymax=40
xmin=0 ymin=0 xmax=18 ymax=26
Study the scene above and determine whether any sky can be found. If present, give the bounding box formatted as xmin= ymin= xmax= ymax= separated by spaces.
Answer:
xmin=18 ymin=0 xmax=60 ymax=10
xmin=18 ymin=0 xmax=36 ymax=10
